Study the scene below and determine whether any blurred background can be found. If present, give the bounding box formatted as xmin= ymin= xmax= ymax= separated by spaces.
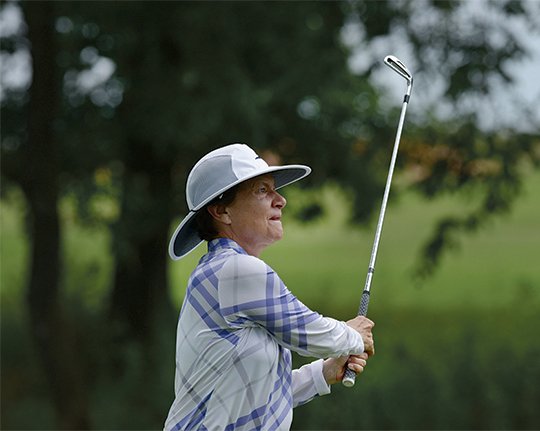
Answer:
xmin=1 ymin=1 xmax=539 ymax=429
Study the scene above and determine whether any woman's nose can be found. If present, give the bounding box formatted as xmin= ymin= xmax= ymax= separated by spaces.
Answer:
xmin=273 ymin=191 xmax=286 ymax=209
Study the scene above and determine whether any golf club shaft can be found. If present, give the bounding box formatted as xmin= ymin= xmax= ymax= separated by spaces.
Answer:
xmin=342 ymin=77 xmax=412 ymax=388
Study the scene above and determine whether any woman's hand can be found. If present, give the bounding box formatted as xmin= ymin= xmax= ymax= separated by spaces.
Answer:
xmin=322 ymin=353 xmax=369 ymax=385
xmin=346 ymin=316 xmax=375 ymax=356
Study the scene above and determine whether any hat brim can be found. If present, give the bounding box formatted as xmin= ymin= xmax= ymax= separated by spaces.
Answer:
xmin=169 ymin=164 xmax=311 ymax=260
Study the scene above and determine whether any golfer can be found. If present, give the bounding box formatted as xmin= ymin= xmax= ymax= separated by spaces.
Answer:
xmin=164 ymin=143 xmax=375 ymax=430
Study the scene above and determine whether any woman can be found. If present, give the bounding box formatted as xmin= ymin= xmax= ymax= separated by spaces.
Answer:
xmin=164 ymin=143 xmax=375 ymax=430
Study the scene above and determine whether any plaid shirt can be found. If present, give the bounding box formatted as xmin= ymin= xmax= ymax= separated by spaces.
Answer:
xmin=164 ymin=238 xmax=364 ymax=431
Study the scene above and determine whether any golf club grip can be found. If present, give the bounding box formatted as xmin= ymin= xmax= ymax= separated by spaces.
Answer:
xmin=359 ymin=290 xmax=370 ymax=317
xmin=342 ymin=291 xmax=371 ymax=387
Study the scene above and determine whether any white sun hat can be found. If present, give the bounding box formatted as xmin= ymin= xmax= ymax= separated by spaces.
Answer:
xmin=169 ymin=143 xmax=311 ymax=260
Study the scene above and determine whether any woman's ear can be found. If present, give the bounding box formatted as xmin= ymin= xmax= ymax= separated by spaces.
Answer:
xmin=207 ymin=203 xmax=232 ymax=225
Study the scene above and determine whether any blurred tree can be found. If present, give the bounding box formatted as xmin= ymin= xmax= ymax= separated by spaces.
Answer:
xmin=348 ymin=0 xmax=540 ymax=277
xmin=58 ymin=1 xmax=386 ymax=343
xmin=404 ymin=120 xmax=539 ymax=278
xmin=1 ymin=0 xmax=539 ymax=427
xmin=1 ymin=2 xmax=89 ymax=428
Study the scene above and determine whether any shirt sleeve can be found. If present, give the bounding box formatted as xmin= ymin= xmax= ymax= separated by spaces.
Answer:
xmin=291 ymin=359 xmax=331 ymax=408
xmin=218 ymin=254 xmax=364 ymax=358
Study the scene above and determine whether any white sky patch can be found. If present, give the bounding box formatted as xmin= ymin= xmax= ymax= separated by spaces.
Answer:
xmin=0 ymin=49 xmax=31 ymax=98
xmin=0 ymin=3 xmax=119 ymax=107
xmin=76 ymin=56 xmax=116 ymax=93
xmin=0 ymin=2 xmax=23 ymax=37
xmin=0 ymin=2 xmax=29 ymax=100
xmin=342 ymin=0 xmax=540 ymax=132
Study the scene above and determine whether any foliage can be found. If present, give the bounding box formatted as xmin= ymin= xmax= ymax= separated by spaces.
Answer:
xmin=402 ymin=122 xmax=540 ymax=278
xmin=292 ymin=309 xmax=540 ymax=430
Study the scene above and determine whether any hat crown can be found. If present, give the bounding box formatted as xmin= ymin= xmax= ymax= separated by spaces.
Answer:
xmin=186 ymin=144 xmax=268 ymax=210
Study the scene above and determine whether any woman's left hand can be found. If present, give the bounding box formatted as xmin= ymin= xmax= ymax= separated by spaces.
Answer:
xmin=322 ymin=353 xmax=369 ymax=385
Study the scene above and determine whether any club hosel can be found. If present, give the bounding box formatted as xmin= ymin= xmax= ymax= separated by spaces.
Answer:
xmin=363 ymin=266 xmax=374 ymax=292
xmin=406 ymin=79 xmax=413 ymax=98
xmin=404 ymin=82 xmax=413 ymax=103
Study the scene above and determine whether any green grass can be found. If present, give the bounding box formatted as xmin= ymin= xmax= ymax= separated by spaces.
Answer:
xmin=0 ymin=191 xmax=113 ymax=314
xmin=0 ymin=190 xmax=29 ymax=318
xmin=169 ymin=169 xmax=540 ymax=317
xmin=4 ymin=170 xmax=538 ymax=318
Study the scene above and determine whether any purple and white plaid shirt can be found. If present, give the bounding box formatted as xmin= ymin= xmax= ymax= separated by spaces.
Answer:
xmin=164 ymin=238 xmax=364 ymax=430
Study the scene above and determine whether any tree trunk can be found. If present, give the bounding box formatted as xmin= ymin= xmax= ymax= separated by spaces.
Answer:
xmin=109 ymin=143 xmax=174 ymax=341
xmin=107 ymin=12 xmax=178 ymax=342
xmin=22 ymin=2 xmax=89 ymax=428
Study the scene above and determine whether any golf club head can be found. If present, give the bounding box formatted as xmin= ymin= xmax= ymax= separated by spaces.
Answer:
xmin=384 ymin=55 xmax=412 ymax=83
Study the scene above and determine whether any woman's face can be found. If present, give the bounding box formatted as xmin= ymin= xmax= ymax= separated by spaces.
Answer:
xmin=224 ymin=174 xmax=287 ymax=257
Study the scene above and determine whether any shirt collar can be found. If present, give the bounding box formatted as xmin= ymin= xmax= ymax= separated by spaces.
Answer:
xmin=207 ymin=237 xmax=248 ymax=256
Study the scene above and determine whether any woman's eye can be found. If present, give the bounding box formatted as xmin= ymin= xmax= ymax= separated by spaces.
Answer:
xmin=258 ymin=186 xmax=267 ymax=193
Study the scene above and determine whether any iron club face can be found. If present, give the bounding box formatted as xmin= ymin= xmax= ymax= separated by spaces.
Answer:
xmin=384 ymin=55 xmax=413 ymax=84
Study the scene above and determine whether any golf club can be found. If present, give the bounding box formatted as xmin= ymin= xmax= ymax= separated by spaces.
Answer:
xmin=342 ymin=55 xmax=413 ymax=388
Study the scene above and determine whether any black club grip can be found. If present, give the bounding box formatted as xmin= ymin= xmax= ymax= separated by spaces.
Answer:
xmin=359 ymin=290 xmax=370 ymax=316
xmin=342 ymin=291 xmax=371 ymax=387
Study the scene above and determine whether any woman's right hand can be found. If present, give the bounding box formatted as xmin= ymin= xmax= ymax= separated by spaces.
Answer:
xmin=346 ymin=316 xmax=375 ymax=356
